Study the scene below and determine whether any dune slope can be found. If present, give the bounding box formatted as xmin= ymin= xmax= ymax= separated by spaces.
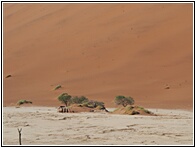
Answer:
xmin=3 ymin=3 xmax=193 ymax=109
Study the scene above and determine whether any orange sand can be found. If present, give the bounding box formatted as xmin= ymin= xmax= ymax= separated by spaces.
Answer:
xmin=3 ymin=3 xmax=193 ymax=109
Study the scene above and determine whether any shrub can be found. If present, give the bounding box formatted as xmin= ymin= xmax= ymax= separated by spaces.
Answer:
xmin=94 ymin=101 xmax=105 ymax=109
xmin=138 ymin=106 xmax=152 ymax=114
xmin=85 ymin=100 xmax=96 ymax=108
xmin=144 ymin=109 xmax=151 ymax=114
xmin=54 ymin=85 xmax=62 ymax=90
xmin=58 ymin=93 xmax=72 ymax=106
xmin=57 ymin=93 xmax=106 ymax=110
xmin=126 ymin=105 xmax=134 ymax=110
xmin=81 ymin=101 xmax=89 ymax=107
xmin=17 ymin=100 xmax=32 ymax=105
xmin=71 ymin=96 xmax=89 ymax=104
xmin=84 ymin=100 xmax=105 ymax=109
xmin=115 ymin=95 xmax=134 ymax=107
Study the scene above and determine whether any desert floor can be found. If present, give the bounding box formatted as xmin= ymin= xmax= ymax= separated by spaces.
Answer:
xmin=3 ymin=107 xmax=193 ymax=146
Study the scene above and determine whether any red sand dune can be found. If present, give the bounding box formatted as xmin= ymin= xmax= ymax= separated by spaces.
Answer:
xmin=3 ymin=3 xmax=193 ymax=109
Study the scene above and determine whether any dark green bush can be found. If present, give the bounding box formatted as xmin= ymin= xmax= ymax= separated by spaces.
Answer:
xmin=57 ymin=93 xmax=106 ymax=110
xmin=81 ymin=101 xmax=89 ymax=107
xmin=115 ymin=95 xmax=134 ymax=107
xmin=58 ymin=93 xmax=72 ymax=106
xmin=71 ymin=96 xmax=89 ymax=104
xmin=17 ymin=100 xmax=32 ymax=105
xmin=94 ymin=101 xmax=105 ymax=108
xmin=85 ymin=100 xmax=105 ymax=109
xmin=85 ymin=100 xmax=96 ymax=108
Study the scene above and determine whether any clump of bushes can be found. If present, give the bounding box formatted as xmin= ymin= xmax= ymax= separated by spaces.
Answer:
xmin=113 ymin=95 xmax=154 ymax=116
xmin=57 ymin=93 xmax=106 ymax=109
xmin=17 ymin=100 xmax=32 ymax=106
xmin=71 ymin=96 xmax=89 ymax=104
xmin=83 ymin=100 xmax=105 ymax=109
xmin=113 ymin=105 xmax=154 ymax=115
xmin=114 ymin=95 xmax=135 ymax=107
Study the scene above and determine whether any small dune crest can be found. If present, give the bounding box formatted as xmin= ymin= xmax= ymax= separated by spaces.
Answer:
xmin=112 ymin=105 xmax=155 ymax=116
xmin=69 ymin=104 xmax=107 ymax=113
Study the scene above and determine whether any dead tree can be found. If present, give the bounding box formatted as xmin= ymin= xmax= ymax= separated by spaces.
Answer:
xmin=17 ymin=128 xmax=22 ymax=145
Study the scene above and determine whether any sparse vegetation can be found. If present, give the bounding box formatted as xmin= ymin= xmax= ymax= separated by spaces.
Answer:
xmin=93 ymin=101 xmax=105 ymax=109
xmin=113 ymin=105 xmax=154 ymax=116
xmin=113 ymin=96 xmax=154 ymax=116
xmin=57 ymin=93 xmax=106 ymax=112
xmin=58 ymin=93 xmax=72 ymax=106
xmin=115 ymin=95 xmax=135 ymax=107
xmin=81 ymin=100 xmax=105 ymax=109
xmin=54 ymin=85 xmax=62 ymax=90
xmin=17 ymin=100 xmax=32 ymax=106
xmin=56 ymin=93 xmax=153 ymax=115
xmin=71 ymin=96 xmax=89 ymax=104
xmin=138 ymin=106 xmax=152 ymax=114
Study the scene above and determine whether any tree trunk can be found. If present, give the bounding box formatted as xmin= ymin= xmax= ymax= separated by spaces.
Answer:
xmin=122 ymin=102 xmax=127 ymax=107
xmin=17 ymin=128 xmax=22 ymax=145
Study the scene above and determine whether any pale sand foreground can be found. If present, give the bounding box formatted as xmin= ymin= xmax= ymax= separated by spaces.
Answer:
xmin=3 ymin=107 xmax=193 ymax=146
